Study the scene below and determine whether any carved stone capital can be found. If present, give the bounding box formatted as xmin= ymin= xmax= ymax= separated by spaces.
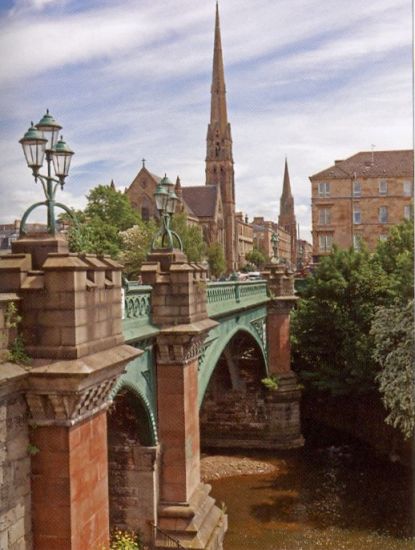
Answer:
xmin=25 ymin=344 xmax=140 ymax=426
xmin=156 ymin=319 xmax=218 ymax=365
xmin=268 ymin=296 xmax=298 ymax=314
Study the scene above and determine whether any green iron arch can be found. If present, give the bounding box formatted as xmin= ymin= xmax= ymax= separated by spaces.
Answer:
xmin=198 ymin=322 xmax=268 ymax=407
xmin=111 ymin=379 xmax=158 ymax=446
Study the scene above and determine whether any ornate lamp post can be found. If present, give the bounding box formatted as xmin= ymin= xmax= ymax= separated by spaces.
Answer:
xmin=152 ymin=174 xmax=183 ymax=251
xmin=18 ymin=109 xmax=74 ymax=236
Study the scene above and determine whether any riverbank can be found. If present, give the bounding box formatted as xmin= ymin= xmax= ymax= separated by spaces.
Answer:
xmin=201 ymin=454 xmax=278 ymax=481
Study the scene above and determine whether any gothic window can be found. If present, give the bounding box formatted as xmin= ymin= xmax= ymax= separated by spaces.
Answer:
xmin=215 ymin=142 xmax=220 ymax=158
xmin=141 ymin=207 xmax=150 ymax=221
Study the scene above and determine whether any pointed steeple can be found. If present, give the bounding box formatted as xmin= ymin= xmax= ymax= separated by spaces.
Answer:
xmin=210 ymin=1 xmax=228 ymax=130
xmin=281 ymin=158 xmax=293 ymax=202
xmin=110 ymin=179 xmax=116 ymax=190
xmin=278 ymin=158 xmax=297 ymax=269
xmin=205 ymin=2 xmax=237 ymax=272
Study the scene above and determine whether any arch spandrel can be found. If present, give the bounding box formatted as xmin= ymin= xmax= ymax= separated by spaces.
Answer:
xmin=198 ymin=305 xmax=268 ymax=407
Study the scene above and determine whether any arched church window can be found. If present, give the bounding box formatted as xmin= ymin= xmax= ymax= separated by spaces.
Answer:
xmin=141 ymin=207 xmax=150 ymax=222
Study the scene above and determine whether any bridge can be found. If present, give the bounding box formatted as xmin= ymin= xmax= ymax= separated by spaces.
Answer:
xmin=0 ymin=240 xmax=302 ymax=550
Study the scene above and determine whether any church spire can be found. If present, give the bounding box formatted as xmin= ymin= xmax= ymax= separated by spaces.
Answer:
xmin=210 ymin=1 xmax=228 ymax=130
xmin=278 ymin=158 xmax=297 ymax=269
xmin=281 ymin=157 xmax=293 ymax=202
xmin=205 ymin=2 xmax=237 ymax=272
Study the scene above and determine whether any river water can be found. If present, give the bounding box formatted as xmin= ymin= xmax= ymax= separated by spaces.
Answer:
xmin=209 ymin=442 xmax=414 ymax=550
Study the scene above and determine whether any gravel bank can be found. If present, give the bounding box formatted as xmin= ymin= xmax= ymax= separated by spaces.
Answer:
xmin=200 ymin=454 xmax=278 ymax=481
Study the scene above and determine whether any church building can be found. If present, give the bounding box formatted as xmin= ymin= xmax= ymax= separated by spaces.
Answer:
xmin=125 ymin=3 xmax=235 ymax=271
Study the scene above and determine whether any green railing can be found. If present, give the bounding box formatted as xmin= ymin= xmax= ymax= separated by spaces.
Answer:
xmin=122 ymin=281 xmax=158 ymax=343
xmin=122 ymin=279 xmax=270 ymax=339
xmin=206 ymin=280 xmax=269 ymax=318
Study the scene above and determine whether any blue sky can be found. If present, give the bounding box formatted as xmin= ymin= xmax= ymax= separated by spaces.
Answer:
xmin=0 ymin=0 xmax=412 ymax=240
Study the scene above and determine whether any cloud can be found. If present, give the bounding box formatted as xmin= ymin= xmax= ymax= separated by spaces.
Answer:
xmin=0 ymin=0 xmax=412 ymax=244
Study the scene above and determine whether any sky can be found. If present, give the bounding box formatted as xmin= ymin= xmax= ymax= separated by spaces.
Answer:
xmin=0 ymin=0 xmax=412 ymax=241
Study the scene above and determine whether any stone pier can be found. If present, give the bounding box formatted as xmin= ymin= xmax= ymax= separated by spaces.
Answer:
xmin=141 ymin=249 xmax=227 ymax=549
xmin=0 ymin=235 xmax=139 ymax=550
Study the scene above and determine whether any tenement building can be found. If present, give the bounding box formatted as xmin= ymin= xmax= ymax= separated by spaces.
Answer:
xmin=310 ymin=150 xmax=414 ymax=260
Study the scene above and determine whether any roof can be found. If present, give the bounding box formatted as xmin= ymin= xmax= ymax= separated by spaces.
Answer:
xmin=181 ymin=185 xmax=219 ymax=218
xmin=310 ymin=150 xmax=414 ymax=180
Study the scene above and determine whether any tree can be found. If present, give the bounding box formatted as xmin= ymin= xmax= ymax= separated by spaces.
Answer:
xmin=291 ymin=246 xmax=391 ymax=395
xmin=374 ymin=220 xmax=414 ymax=303
xmin=207 ymin=242 xmax=226 ymax=278
xmin=171 ymin=213 xmax=206 ymax=262
xmin=371 ymin=300 xmax=414 ymax=440
xmin=85 ymin=184 xmax=141 ymax=231
xmin=65 ymin=184 xmax=142 ymax=258
xmin=119 ymin=221 xmax=156 ymax=280
xmin=245 ymin=247 xmax=267 ymax=269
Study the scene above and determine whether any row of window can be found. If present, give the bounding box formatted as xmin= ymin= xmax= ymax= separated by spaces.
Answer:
xmin=319 ymin=233 xmax=392 ymax=252
xmin=317 ymin=181 xmax=413 ymax=197
xmin=318 ymin=205 xmax=412 ymax=225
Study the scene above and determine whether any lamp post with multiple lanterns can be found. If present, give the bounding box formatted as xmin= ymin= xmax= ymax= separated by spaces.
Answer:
xmin=152 ymin=174 xmax=183 ymax=251
xmin=18 ymin=109 xmax=74 ymax=236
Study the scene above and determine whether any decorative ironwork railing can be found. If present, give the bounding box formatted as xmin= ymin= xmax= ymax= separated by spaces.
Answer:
xmin=206 ymin=280 xmax=269 ymax=317
xmin=150 ymin=523 xmax=185 ymax=549
xmin=122 ymin=281 xmax=156 ymax=342
xmin=122 ymin=280 xmax=270 ymax=338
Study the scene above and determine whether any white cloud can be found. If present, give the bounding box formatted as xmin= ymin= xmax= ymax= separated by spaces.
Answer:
xmin=0 ymin=0 xmax=412 ymax=244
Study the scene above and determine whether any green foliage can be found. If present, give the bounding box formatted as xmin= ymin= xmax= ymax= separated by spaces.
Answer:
xmin=27 ymin=443 xmax=40 ymax=456
xmin=207 ymin=242 xmax=226 ymax=278
xmin=5 ymin=303 xmax=31 ymax=365
xmin=261 ymin=375 xmax=279 ymax=391
xmin=65 ymin=184 xmax=142 ymax=259
xmin=371 ymin=300 xmax=415 ymax=440
xmin=119 ymin=221 xmax=156 ymax=279
xmin=245 ymin=247 xmax=267 ymax=269
xmin=292 ymin=220 xmax=414 ymax=418
xmin=85 ymin=185 xmax=141 ymax=231
xmin=291 ymin=246 xmax=391 ymax=395
xmin=374 ymin=220 xmax=414 ymax=302
xmin=171 ymin=213 xmax=206 ymax=262
xmin=68 ymin=212 xmax=121 ymax=257
xmin=105 ymin=529 xmax=143 ymax=550
xmin=5 ymin=301 xmax=21 ymax=329
xmin=7 ymin=335 xmax=31 ymax=366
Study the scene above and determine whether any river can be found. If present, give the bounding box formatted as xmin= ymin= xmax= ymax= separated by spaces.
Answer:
xmin=208 ymin=440 xmax=414 ymax=550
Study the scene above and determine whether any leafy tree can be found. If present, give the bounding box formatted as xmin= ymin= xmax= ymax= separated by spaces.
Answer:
xmin=85 ymin=184 xmax=141 ymax=231
xmin=245 ymin=247 xmax=267 ymax=269
xmin=291 ymin=246 xmax=391 ymax=395
xmin=207 ymin=242 xmax=226 ymax=278
xmin=374 ymin=220 xmax=414 ymax=302
xmin=371 ymin=300 xmax=414 ymax=439
xmin=119 ymin=221 xmax=156 ymax=279
xmin=171 ymin=213 xmax=206 ymax=262
xmin=65 ymin=184 xmax=142 ymax=258
xmin=67 ymin=212 xmax=120 ymax=257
